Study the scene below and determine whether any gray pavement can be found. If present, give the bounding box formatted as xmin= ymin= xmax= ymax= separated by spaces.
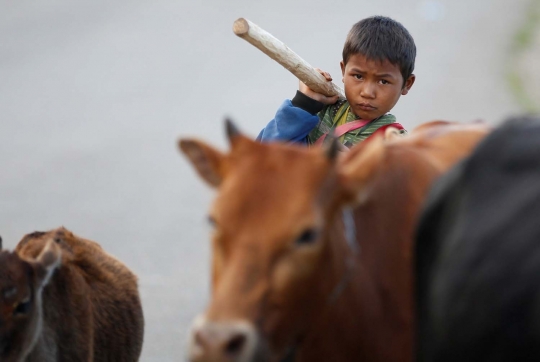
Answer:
xmin=0 ymin=0 xmax=532 ymax=360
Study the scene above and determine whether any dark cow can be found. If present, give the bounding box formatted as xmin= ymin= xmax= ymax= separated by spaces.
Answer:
xmin=416 ymin=116 xmax=540 ymax=361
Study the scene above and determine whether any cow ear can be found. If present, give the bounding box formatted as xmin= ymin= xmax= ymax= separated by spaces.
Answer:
xmin=384 ymin=126 xmax=404 ymax=141
xmin=31 ymin=240 xmax=61 ymax=289
xmin=337 ymin=134 xmax=385 ymax=204
xmin=179 ymin=139 xmax=226 ymax=188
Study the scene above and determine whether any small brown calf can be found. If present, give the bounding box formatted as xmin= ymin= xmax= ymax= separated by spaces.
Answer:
xmin=0 ymin=227 xmax=144 ymax=362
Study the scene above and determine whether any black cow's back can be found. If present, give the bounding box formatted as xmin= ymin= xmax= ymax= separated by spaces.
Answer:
xmin=416 ymin=116 xmax=540 ymax=362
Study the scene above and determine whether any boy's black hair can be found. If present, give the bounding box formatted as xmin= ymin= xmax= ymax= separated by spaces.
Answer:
xmin=343 ymin=16 xmax=416 ymax=85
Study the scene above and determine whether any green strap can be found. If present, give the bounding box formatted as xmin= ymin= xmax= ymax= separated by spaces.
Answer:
xmin=308 ymin=100 xmax=399 ymax=147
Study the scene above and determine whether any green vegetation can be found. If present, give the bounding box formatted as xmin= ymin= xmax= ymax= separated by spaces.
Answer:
xmin=506 ymin=0 xmax=540 ymax=112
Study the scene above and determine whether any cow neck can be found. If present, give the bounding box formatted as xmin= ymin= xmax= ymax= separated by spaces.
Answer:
xmin=278 ymin=208 xmax=358 ymax=362
xmin=327 ymin=207 xmax=358 ymax=304
xmin=297 ymin=170 xmax=419 ymax=361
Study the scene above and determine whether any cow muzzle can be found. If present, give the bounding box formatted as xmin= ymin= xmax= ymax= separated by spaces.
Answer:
xmin=188 ymin=315 xmax=260 ymax=362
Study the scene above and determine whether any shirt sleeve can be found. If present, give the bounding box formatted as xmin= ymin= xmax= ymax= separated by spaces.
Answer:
xmin=257 ymin=97 xmax=323 ymax=144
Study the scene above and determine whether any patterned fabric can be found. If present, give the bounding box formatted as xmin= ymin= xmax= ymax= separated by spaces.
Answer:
xmin=307 ymin=99 xmax=406 ymax=148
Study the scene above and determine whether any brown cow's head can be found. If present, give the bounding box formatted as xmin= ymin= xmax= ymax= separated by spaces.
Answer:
xmin=0 ymin=239 xmax=61 ymax=362
xmin=180 ymin=120 xmax=383 ymax=362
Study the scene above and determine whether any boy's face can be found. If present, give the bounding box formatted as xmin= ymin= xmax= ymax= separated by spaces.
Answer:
xmin=340 ymin=54 xmax=415 ymax=120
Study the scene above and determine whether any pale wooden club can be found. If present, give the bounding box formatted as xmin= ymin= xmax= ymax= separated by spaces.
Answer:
xmin=233 ymin=18 xmax=345 ymax=99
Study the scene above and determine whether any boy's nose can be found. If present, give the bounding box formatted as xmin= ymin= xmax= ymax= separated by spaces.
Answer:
xmin=360 ymin=83 xmax=376 ymax=99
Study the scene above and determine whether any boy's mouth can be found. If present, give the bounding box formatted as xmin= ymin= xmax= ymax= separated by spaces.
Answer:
xmin=357 ymin=103 xmax=376 ymax=111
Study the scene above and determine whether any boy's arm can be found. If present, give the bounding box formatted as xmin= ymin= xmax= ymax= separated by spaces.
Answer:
xmin=257 ymin=91 xmax=325 ymax=143
xmin=257 ymin=69 xmax=340 ymax=144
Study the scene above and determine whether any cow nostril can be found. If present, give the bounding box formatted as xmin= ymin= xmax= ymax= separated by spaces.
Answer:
xmin=225 ymin=333 xmax=246 ymax=356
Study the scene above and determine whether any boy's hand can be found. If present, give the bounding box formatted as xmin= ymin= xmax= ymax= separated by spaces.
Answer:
xmin=299 ymin=68 xmax=340 ymax=105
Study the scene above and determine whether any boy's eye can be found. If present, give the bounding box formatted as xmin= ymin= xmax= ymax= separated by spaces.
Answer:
xmin=380 ymin=79 xmax=390 ymax=85
xmin=353 ymin=74 xmax=363 ymax=80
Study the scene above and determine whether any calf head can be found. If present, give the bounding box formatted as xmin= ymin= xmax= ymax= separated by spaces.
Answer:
xmin=0 ymin=239 xmax=61 ymax=362
xmin=180 ymin=121 xmax=382 ymax=362
xmin=16 ymin=227 xmax=101 ymax=262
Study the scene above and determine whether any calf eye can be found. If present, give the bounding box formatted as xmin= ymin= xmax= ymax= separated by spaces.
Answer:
xmin=13 ymin=297 xmax=31 ymax=316
xmin=295 ymin=229 xmax=319 ymax=246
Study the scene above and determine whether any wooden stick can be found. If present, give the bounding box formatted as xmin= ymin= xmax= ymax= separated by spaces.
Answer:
xmin=233 ymin=18 xmax=345 ymax=98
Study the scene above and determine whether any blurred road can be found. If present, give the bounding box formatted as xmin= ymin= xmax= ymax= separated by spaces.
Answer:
xmin=0 ymin=0 xmax=530 ymax=360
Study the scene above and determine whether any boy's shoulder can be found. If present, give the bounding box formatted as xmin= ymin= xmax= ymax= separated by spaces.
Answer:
xmin=307 ymin=99 xmax=349 ymax=142
xmin=319 ymin=98 xmax=349 ymax=120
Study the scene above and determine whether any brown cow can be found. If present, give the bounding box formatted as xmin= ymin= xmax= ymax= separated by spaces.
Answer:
xmin=0 ymin=227 xmax=144 ymax=362
xmin=180 ymin=120 xmax=490 ymax=362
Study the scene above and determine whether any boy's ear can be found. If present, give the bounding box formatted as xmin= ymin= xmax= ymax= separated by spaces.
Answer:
xmin=401 ymin=74 xmax=416 ymax=95
xmin=340 ymin=61 xmax=345 ymax=81
xmin=179 ymin=139 xmax=226 ymax=188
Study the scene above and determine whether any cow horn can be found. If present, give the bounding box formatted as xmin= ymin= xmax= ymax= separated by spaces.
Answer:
xmin=225 ymin=118 xmax=242 ymax=145
xmin=326 ymin=133 xmax=339 ymax=161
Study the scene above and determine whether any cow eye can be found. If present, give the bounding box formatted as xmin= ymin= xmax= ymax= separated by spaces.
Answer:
xmin=295 ymin=228 xmax=319 ymax=246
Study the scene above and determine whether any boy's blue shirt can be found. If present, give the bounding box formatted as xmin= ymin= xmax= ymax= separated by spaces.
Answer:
xmin=258 ymin=95 xmax=403 ymax=146
xmin=257 ymin=100 xmax=318 ymax=144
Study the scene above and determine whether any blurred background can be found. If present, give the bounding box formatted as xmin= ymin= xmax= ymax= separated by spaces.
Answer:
xmin=0 ymin=0 xmax=538 ymax=360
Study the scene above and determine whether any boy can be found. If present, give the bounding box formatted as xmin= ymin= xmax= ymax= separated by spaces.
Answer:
xmin=257 ymin=16 xmax=416 ymax=148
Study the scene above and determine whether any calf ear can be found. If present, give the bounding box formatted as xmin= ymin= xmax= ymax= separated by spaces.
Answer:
xmin=337 ymin=134 xmax=385 ymax=204
xmin=179 ymin=139 xmax=226 ymax=188
xmin=32 ymin=240 xmax=61 ymax=289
